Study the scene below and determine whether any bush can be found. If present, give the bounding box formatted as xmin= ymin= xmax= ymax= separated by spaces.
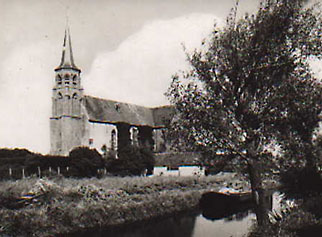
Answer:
xmin=0 ymin=148 xmax=33 ymax=158
xmin=106 ymin=145 xmax=155 ymax=176
xmin=280 ymin=166 xmax=322 ymax=199
xmin=69 ymin=147 xmax=104 ymax=178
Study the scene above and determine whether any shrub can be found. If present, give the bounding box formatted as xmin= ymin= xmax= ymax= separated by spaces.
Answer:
xmin=280 ymin=166 xmax=322 ymax=199
xmin=0 ymin=148 xmax=33 ymax=158
xmin=106 ymin=145 xmax=155 ymax=176
xmin=69 ymin=147 xmax=104 ymax=178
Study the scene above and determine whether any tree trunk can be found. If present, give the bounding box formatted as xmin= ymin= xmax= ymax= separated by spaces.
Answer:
xmin=247 ymin=159 xmax=270 ymax=226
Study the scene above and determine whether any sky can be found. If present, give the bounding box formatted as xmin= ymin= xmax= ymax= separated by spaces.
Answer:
xmin=0 ymin=0 xmax=321 ymax=154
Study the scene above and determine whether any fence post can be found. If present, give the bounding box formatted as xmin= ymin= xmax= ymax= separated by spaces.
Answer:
xmin=49 ymin=166 xmax=52 ymax=174
xmin=38 ymin=166 xmax=41 ymax=178
xmin=9 ymin=167 xmax=12 ymax=178
xmin=22 ymin=168 xmax=25 ymax=179
xmin=57 ymin=166 xmax=60 ymax=175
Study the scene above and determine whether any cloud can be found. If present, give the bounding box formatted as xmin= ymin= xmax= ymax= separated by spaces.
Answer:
xmin=83 ymin=13 xmax=220 ymax=106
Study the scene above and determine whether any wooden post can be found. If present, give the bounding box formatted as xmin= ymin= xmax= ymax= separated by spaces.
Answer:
xmin=38 ymin=166 xmax=41 ymax=178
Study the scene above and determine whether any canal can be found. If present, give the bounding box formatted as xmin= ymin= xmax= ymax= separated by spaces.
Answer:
xmin=63 ymin=192 xmax=281 ymax=237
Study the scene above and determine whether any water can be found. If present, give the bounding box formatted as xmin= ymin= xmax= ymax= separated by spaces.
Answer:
xmin=64 ymin=192 xmax=280 ymax=237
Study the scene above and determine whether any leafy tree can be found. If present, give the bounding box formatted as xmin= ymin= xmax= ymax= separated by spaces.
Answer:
xmin=69 ymin=146 xmax=104 ymax=177
xmin=106 ymin=145 xmax=155 ymax=176
xmin=167 ymin=0 xmax=322 ymax=226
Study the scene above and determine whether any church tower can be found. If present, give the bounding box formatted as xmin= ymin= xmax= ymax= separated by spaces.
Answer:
xmin=50 ymin=27 xmax=85 ymax=155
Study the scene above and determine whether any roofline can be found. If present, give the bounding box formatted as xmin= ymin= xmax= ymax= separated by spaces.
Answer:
xmin=88 ymin=119 xmax=166 ymax=128
xmin=84 ymin=95 xmax=171 ymax=110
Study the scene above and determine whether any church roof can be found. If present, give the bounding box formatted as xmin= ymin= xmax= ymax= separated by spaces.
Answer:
xmin=55 ymin=27 xmax=80 ymax=72
xmin=84 ymin=96 xmax=174 ymax=128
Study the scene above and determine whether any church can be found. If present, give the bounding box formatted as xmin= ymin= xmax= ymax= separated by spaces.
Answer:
xmin=50 ymin=28 xmax=174 ymax=156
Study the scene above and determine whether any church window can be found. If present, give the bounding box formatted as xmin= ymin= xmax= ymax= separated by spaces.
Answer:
xmin=57 ymin=92 xmax=63 ymax=99
xmin=65 ymin=95 xmax=71 ymax=100
xmin=89 ymin=138 xmax=93 ymax=145
xmin=72 ymin=75 xmax=77 ymax=85
xmin=65 ymin=74 xmax=70 ymax=85
xmin=111 ymin=129 xmax=116 ymax=151
xmin=57 ymin=75 xmax=62 ymax=85
xmin=72 ymin=93 xmax=78 ymax=99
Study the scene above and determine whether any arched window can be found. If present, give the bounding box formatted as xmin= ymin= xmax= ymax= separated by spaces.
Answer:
xmin=65 ymin=95 xmax=70 ymax=100
xmin=57 ymin=75 xmax=62 ymax=85
xmin=57 ymin=92 xmax=63 ymax=99
xmin=72 ymin=93 xmax=78 ymax=99
xmin=65 ymin=74 xmax=70 ymax=85
xmin=130 ymin=127 xmax=139 ymax=146
xmin=111 ymin=129 xmax=117 ymax=151
xmin=72 ymin=75 xmax=77 ymax=85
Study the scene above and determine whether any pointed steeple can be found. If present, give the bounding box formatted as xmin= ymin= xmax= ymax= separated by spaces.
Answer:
xmin=56 ymin=26 xmax=80 ymax=72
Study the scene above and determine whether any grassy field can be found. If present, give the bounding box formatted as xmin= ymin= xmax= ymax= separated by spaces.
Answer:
xmin=0 ymin=173 xmax=248 ymax=236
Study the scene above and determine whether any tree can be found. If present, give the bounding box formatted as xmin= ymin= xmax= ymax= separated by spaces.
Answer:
xmin=167 ymin=0 xmax=322 ymax=226
xmin=106 ymin=145 xmax=155 ymax=176
xmin=69 ymin=147 xmax=104 ymax=177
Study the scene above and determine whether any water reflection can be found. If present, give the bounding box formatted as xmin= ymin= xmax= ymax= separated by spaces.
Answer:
xmin=62 ymin=213 xmax=197 ymax=237
xmin=62 ymin=192 xmax=279 ymax=237
xmin=193 ymin=212 xmax=256 ymax=237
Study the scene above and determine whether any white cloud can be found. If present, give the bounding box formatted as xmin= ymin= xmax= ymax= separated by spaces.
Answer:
xmin=83 ymin=13 xmax=220 ymax=106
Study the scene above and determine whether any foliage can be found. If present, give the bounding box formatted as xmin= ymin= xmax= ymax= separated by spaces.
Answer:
xmin=167 ymin=0 xmax=321 ymax=170
xmin=106 ymin=145 xmax=155 ymax=176
xmin=69 ymin=146 xmax=105 ymax=178
xmin=280 ymin=166 xmax=322 ymax=199
xmin=0 ymin=148 xmax=33 ymax=158
xmin=166 ymin=0 xmax=322 ymax=225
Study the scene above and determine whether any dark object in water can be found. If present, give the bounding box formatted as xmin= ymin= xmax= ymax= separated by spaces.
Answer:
xmin=199 ymin=191 xmax=254 ymax=220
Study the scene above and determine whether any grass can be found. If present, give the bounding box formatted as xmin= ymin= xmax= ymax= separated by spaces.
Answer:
xmin=0 ymin=173 xmax=248 ymax=236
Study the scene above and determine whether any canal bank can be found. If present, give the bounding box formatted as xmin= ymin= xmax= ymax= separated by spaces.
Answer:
xmin=0 ymin=173 xmax=253 ymax=237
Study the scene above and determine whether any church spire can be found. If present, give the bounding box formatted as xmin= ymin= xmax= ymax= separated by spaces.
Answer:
xmin=56 ymin=26 xmax=80 ymax=71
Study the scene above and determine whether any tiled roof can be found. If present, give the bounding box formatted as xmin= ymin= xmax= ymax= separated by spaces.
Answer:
xmin=84 ymin=95 xmax=174 ymax=128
